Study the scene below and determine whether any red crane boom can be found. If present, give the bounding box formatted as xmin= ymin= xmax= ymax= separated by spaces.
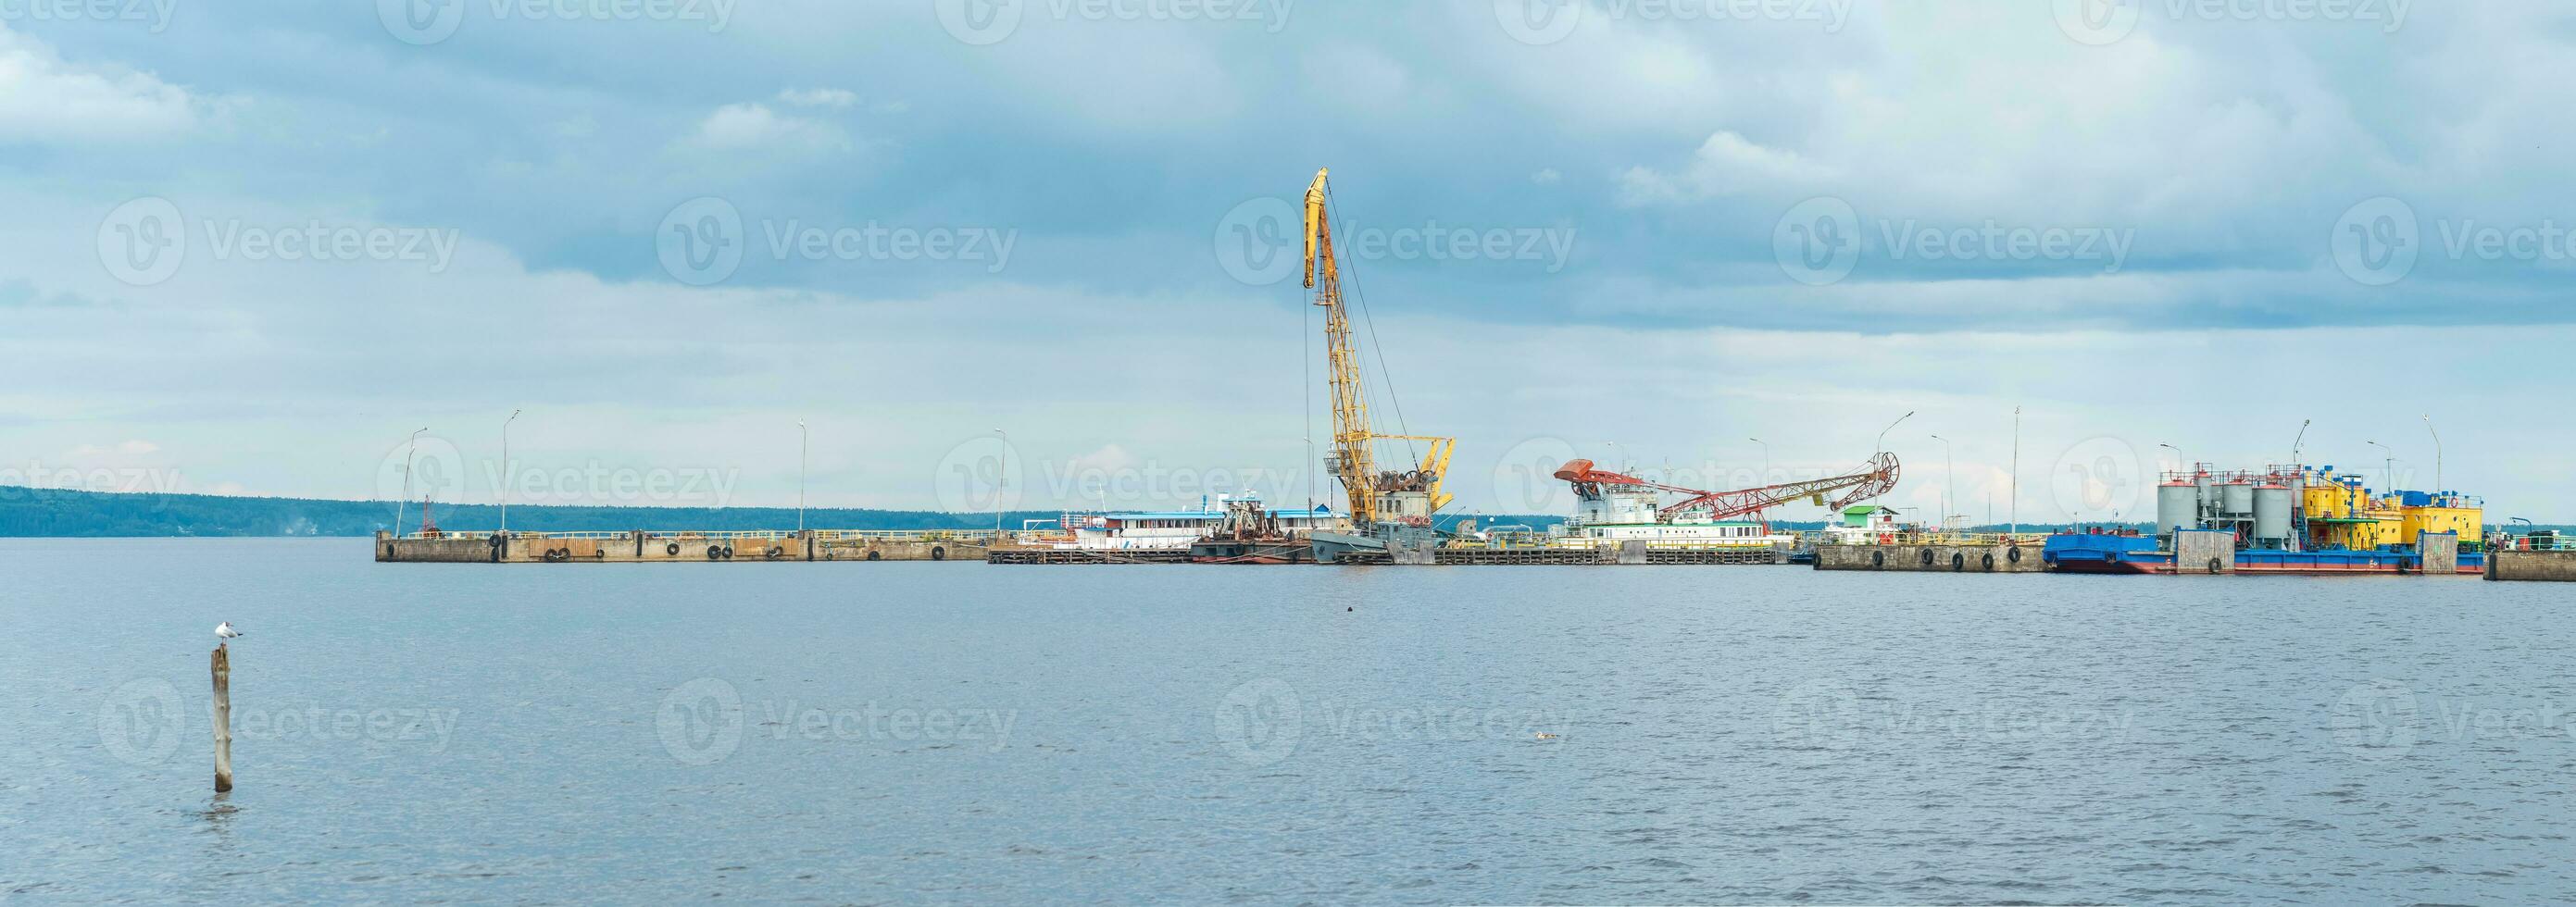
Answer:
xmin=1552 ymin=453 xmax=1901 ymax=521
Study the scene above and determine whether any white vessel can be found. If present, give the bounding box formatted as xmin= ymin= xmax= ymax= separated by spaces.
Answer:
xmin=1552 ymin=480 xmax=1794 ymax=548
xmin=1036 ymin=494 xmax=1340 ymax=552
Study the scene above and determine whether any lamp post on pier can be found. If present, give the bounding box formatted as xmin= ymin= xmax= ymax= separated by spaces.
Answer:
xmin=394 ymin=427 xmax=427 ymax=538
xmin=500 ymin=410 xmax=520 ymax=536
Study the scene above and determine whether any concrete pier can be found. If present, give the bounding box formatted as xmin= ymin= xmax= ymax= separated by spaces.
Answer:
xmin=376 ymin=530 xmax=996 ymax=564
xmin=2487 ymin=549 xmax=2576 ymax=582
xmin=1813 ymin=543 xmax=2044 ymax=573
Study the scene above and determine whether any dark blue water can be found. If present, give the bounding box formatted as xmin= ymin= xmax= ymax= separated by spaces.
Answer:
xmin=5 ymin=538 xmax=2571 ymax=904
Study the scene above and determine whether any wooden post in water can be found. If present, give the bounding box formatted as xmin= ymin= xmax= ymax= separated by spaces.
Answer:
xmin=211 ymin=645 xmax=233 ymax=792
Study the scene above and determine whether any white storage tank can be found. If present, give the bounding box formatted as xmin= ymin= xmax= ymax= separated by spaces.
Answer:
xmin=2253 ymin=483 xmax=2293 ymax=543
xmin=2220 ymin=481 xmax=2255 ymax=519
xmin=2157 ymin=481 xmax=2199 ymax=534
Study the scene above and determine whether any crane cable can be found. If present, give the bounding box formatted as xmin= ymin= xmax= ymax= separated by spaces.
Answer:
xmin=1322 ymin=180 xmax=1419 ymax=468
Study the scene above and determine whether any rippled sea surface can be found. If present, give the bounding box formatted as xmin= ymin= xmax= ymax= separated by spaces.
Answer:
xmin=6 ymin=538 xmax=2574 ymax=904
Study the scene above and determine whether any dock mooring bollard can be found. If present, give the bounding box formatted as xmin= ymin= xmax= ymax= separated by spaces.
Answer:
xmin=211 ymin=646 xmax=233 ymax=792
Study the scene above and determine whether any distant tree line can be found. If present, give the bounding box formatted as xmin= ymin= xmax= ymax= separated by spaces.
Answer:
xmin=0 ymin=486 xmax=1056 ymax=538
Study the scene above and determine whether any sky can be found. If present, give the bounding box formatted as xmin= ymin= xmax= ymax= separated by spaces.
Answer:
xmin=4 ymin=0 xmax=2573 ymax=524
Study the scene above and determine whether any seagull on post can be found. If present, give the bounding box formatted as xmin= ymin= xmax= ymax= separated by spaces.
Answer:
xmin=215 ymin=622 xmax=243 ymax=643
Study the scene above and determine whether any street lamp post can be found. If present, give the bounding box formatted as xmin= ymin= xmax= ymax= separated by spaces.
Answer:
xmin=1748 ymin=437 xmax=1769 ymax=485
xmin=1877 ymin=411 xmax=1913 ymax=456
xmin=797 ymin=420 xmax=808 ymax=534
xmin=394 ymin=427 xmax=427 ymax=538
xmin=992 ymin=429 xmax=1008 ymax=537
xmin=2291 ymin=418 xmax=2311 ymax=466
xmin=1928 ymin=433 xmax=1952 ymax=531
xmin=500 ymin=410 xmax=520 ymax=536
xmin=2157 ymin=442 xmax=2182 ymax=476
xmin=2423 ymin=414 xmax=2442 ymax=491
xmin=2008 ymin=406 xmax=2020 ymax=539
xmin=2367 ymin=441 xmax=2394 ymax=493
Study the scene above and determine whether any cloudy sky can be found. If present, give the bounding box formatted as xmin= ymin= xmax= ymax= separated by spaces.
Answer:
xmin=4 ymin=0 xmax=2571 ymax=523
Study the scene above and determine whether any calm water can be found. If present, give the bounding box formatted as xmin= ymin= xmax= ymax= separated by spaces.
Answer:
xmin=5 ymin=538 xmax=2572 ymax=904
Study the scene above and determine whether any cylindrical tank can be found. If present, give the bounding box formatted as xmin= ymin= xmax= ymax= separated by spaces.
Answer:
xmin=2157 ymin=481 xmax=2198 ymax=534
xmin=2195 ymin=473 xmax=2217 ymax=521
xmin=2220 ymin=481 xmax=2255 ymax=519
xmin=2253 ymin=484 xmax=2292 ymax=542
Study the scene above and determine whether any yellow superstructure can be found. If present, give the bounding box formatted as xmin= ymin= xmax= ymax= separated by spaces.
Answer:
xmin=2297 ymin=467 xmax=2482 ymax=551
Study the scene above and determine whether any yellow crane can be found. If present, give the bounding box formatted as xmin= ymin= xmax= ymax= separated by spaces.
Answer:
xmin=1303 ymin=168 xmax=1454 ymax=528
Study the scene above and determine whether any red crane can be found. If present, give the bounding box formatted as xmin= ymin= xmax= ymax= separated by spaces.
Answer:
xmin=1552 ymin=453 xmax=1902 ymax=521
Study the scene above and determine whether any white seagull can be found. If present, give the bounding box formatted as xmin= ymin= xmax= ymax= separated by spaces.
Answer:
xmin=215 ymin=622 xmax=244 ymax=642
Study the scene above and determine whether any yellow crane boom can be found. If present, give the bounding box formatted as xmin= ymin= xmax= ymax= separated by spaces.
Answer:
xmin=1303 ymin=168 xmax=1454 ymax=527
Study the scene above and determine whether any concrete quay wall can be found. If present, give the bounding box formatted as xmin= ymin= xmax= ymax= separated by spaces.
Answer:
xmin=2488 ymin=550 xmax=2576 ymax=582
xmin=1814 ymin=543 xmax=2045 ymax=573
